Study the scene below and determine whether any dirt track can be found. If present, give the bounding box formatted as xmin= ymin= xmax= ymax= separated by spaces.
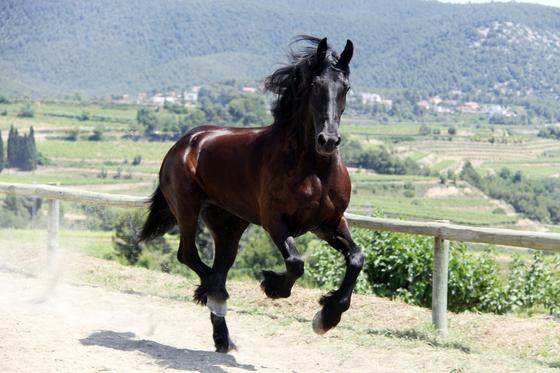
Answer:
xmin=0 ymin=268 xmax=416 ymax=373
xmin=1 ymin=243 xmax=559 ymax=372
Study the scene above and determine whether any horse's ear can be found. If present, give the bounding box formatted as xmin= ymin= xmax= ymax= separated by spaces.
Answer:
xmin=316 ymin=37 xmax=328 ymax=65
xmin=337 ymin=39 xmax=354 ymax=69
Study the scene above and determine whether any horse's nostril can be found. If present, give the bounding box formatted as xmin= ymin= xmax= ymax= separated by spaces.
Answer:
xmin=317 ymin=134 xmax=327 ymax=146
xmin=335 ymin=137 xmax=341 ymax=146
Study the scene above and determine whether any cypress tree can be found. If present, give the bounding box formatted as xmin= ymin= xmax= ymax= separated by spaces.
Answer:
xmin=0 ymin=131 xmax=4 ymax=172
xmin=7 ymin=125 xmax=15 ymax=168
xmin=13 ymin=128 xmax=22 ymax=169
xmin=20 ymin=134 xmax=31 ymax=171
xmin=28 ymin=126 xmax=37 ymax=170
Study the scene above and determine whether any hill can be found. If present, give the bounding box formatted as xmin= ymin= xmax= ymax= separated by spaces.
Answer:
xmin=1 ymin=0 xmax=560 ymax=99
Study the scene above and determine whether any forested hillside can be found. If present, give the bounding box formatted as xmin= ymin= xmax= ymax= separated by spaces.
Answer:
xmin=1 ymin=0 xmax=560 ymax=98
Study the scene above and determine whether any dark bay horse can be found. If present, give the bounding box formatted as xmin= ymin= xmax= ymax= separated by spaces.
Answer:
xmin=140 ymin=36 xmax=363 ymax=353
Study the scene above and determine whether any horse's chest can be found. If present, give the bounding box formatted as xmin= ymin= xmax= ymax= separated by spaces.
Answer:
xmin=285 ymin=175 xmax=338 ymax=222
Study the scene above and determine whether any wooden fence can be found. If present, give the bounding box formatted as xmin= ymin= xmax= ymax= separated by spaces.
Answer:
xmin=1 ymin=181 xmax=560 ymax=337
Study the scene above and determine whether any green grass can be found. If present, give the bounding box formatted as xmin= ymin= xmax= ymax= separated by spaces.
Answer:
xmin=432 ymin=159 xmax=456 ymax=172
xmin=38 ymin=139 xmax=172 ymax=161
xmin=350 ymin=172 xmax=437 ymax=183
xmin=348 ymin=193 xmax=518 ymax=225
xmin=342 ymin=122 xmax=421 ymax=137
xmin=481 ymin=161 xmax=560 ymax=178
xmin=0 ymin=228 xmax=114 ymax=255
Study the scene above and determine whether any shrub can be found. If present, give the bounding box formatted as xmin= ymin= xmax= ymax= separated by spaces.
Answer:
xmin=78 ymin=111 xmax=90 ymax=121
xmin=66 ymin=129 xmax=79 ymax=141
xmin=492 ymin=207 xmax=506 ymax=215
xmin=307 ymin=227 xmax=560 ymax=315
xmin=132 ymin=155 xmax=142 ymax=165
xmin=17 ymin=104 xmax=34 ymax=118
xmin=113 ymin=210 xmax=171 ymax=265
xmin=418 ymin=125 xmax=431 ymax=136
xmin=88 ymin=128 xmax=103 ymax=141
xmin=97 ymin=168 xmax=108 ymax=178
xmin=448 ymin=126 xmax=457 ymax=135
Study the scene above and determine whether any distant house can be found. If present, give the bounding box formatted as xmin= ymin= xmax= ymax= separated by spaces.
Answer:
xmin=435 ymin=106 xmax=453 ymax=114
xmin=360 ymin=92 xmax=382 ymax=105
xmin=428 ymin=96 xmax=442 ymax=106
xmin=137 ymin=92 xmax=147 ymax=103
xmin=111 ymin=94 xmax=130 ymax=105
xmin=150 ymin=94 xmax=166 ymax=106
xmin=242 ymin=86 xmax=257 ymax=93
xmin=183 ymin=91 xmax=198 ymax=103
xmin=416 ymin=100 xmax=431 ymax=110
xmin=460 ymin=102 xmax=481 ymax=113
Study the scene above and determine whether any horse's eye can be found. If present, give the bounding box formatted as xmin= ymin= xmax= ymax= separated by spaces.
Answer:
xmin=345 ymin=86 xmax=351 ymax=93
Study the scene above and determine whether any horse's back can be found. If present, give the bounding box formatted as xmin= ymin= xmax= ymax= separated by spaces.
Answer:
xmin=160 ymin=124 xmax=268 ymax=223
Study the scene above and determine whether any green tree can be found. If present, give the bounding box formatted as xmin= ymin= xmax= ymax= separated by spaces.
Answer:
xmin=7 ymin=126 xmax=18 ymax=168
xmin=27 ymin=127 xmax=37 ymax=170
xmin=0 ymin=131 xmax=4 ymax=172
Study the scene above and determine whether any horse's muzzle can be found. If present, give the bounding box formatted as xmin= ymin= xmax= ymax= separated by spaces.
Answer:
xmin=316 ymin=132 xmax=341 ymax=155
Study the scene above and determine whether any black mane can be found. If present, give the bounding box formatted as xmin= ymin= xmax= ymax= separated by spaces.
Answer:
xmin=264 ymin=36 xmax=343 ymax=125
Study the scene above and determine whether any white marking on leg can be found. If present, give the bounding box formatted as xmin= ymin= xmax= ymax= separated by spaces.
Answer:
xmin=207 ymin=296 xmax=227 ymax=317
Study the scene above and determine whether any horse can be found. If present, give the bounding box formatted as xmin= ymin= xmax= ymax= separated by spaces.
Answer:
xmin=140 ymin=36 xmax=363 ymax=353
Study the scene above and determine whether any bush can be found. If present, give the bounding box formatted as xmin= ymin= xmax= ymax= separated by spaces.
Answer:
xmin=307 ymin=227 xmax=560 ymax=315
xmin=418 ymin=125 xmax=432 ymax=136
xmin=112 ymin=210 xmax=171 ymax=265
xmin=88 ymin=128 xmax=103 ymax=141
xmin=17 ymin=104 xmax=34 ymax=118
xmin=448 ymin=126 xmax=457 ymax=135
xmin=78 ymin=111 xmax=90 ymax=121
xmin=66 ymin=129 xmax=79 ymax=141
xmin=132 ymin=155 xmax=142 ymax=165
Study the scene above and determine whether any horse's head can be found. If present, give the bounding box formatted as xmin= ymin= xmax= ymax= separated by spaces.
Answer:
xmin=309 ymin=38 xmax=353 ymax=156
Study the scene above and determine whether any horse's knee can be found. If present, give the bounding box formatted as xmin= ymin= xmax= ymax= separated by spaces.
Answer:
xmin=286 ymin=255 xmax=304 ymax=278
xmin=348 ymin=250 xmax=364 ymax=272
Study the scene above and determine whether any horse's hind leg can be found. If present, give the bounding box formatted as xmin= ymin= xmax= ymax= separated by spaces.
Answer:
xmin=312 ymin=217 xmax=364 ymax=334
xmin=174 ymin=194 xmax=213 ymax=304
xmin=201 ymin=204 xmax=248 ymax=353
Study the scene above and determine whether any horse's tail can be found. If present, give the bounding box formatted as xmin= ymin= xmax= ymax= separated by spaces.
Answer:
xmin=139 ymin=186 xmax=176 ymax=242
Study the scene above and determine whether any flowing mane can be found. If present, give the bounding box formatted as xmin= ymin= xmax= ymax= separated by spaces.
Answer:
xmin=264 ymin=36 xmax=344 ymax=125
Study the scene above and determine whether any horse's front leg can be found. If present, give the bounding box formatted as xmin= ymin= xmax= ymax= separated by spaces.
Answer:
xmin=313 ymin=217 xmax=364 ymax=334
xmin=260 ymin=223 xmax=305 ymax=299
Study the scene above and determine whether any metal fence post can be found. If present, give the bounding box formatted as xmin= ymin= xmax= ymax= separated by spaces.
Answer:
xmin=432 ymin=235 xmax=449 ymax=337
xmin=47 ymin=183 xmax=60 ymax=265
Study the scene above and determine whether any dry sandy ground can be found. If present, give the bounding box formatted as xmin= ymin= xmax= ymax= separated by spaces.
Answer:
xmin=1 ymin=241 xmax=559 ymax=372
xmin=0 ymin=269 xmax=409 ymax=373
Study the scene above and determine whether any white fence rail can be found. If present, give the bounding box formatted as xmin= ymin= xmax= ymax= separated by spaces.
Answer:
xmin=2 ymin=182 xmax=560 ymax=337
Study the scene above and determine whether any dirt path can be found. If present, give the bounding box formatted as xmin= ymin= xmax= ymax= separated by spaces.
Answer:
xmin=1 ymin=242 xmax=559 ymax=372
xmin=0 ymin=269 xmax=399 ymax=373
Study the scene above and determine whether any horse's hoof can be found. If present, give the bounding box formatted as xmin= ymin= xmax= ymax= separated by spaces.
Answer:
xmin=312 ymin=310 xmax=327 ymax=335
xmin=260 ymin=270 xmax=291 ymax=299
xmin=215 ymin=338 xmax=236 ymax=353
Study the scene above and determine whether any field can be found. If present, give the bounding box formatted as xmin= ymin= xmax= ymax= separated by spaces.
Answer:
xmin=1 ymin=101 xmax=559 ymax=230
